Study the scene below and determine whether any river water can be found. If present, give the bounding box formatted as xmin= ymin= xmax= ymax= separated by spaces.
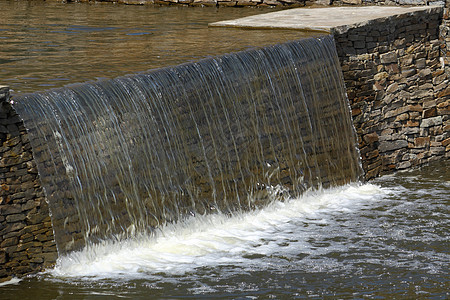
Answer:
xmin=0 ymin=1 xmax=449 ymax=299
xmin=0 ymin=161 xmax=448 ymax=298
xmin=0 ymin=1 xmax=316 ymax=94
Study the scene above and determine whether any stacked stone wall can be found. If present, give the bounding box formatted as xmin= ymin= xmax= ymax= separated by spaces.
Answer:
xmin=0 ymin=86 xmax=57 ymax=283
xmin=332 ymin=6 xmax=450 ymax=180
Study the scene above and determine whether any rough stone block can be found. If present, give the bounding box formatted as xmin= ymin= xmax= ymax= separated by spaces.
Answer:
xmin=402 ymin=127 xmax=420 ymax=135
xmin=5 ymin=213 xmax=25 ymax=225
xmin=13 ymin=265 xmax=33 ymax=275
xmin=366 ymin=149 xmax=379 ymax=160
xmin=374 ymin=72 xmax=389 ymax=81
xmin=380 ymin=52 xmax=398 ymax=64
xmin=437 ymin=100 xmax=450 ymax=115
xmin=0 ymin=251 xmax=6 ymax=264
xmin=354 ymin=41 xmax=366 ymax=49
xmin=342 ymin=0 xmax=362 ymax=4
xmin=407 ymin=121 xmax=420 ymax=129
xmin=430 ymin=146 xmax=445 ymax=155
xmin=423 ymin=108 xmax=437 ymax=118
xmin=415 ymin=137 xmax=430 ymax=148
xmin=363 ymin=132 xmax=379 ymax=144
xmin=442 ymin=137 xmax=450 ymax=147
xmin=386 ymin=82 xmax=399 ymax=93
xmin=37 ymin=252 xmax=58 ymax=263
xmin=397 ymin=160 xmax=411 ymax=169
xmin=423 ymin=100 xmax=437 ymax=109
xmin=364 ymin=165 xmax=381 ymax=180
xmin=379 ymin=140 xmax=408 ymax=152
xmin=0 ymin=204 xmax=21 ymax=215
xmin=416 ymin=58 xmax=427 ymax=68
xmin=26 ymin=211 xmax=48 ymax=225
xmin=420 ymin=116 xmax=443 ymax=128
xmin=418 ymin=68 xmax=432 ymax=78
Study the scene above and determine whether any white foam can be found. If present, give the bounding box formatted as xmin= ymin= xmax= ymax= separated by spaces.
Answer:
xmin=0 ymin=277 xmax=22 ymax=287
xmin=50 ymin=183 xmax=387 ymax=280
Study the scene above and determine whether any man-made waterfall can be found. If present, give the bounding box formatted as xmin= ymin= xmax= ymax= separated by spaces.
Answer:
xmin=13 ymin=35 xmax=362 ymax=254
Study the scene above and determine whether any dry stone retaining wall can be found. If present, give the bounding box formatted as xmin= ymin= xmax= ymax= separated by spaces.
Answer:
xmin=0 ymin=87 xmax=57 ymax=283
xmin=333 ymin=6 xmax=450 ymax=179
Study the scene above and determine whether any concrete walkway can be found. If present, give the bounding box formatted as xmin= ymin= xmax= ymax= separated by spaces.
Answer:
xmin=209 ymin=6 xmax=441 ymax=33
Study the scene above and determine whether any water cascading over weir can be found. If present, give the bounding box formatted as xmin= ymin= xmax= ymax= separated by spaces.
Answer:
xmin=12 ymin=35 xmax=363 ymax=255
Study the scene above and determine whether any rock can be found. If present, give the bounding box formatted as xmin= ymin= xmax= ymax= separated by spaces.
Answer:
xmin=315 ymin=0 xmax=332 ymax=4
xmin=379 ymin=140 xmax=408 ymax=152
xmin=0 ymin=202 xmax=22 ymax=214
xmin=442 ymin=138 xmax=450 ymax=147
xmin=363 ymin=132 xmax=379 ymax=144
xmin=430 ymin=146 xmax=445 ymax=155
xmin=437 ymin=87 xmax=450 ymax=98
xmin=402 ymin=127 xmax=420 ymax=135
xmin=6 ymin=213 xmax=26 ymax=223
xmin=26 ymin=211 xmax=48 ymax=225
xmin=1 ymin=237 xmax=18 ymax=248
xmin=423 ymin=107 xmax=437 ymax=118
xmin=420 ymin=116 xmax=443 ymax=128
xmin=380 ymin=52 xmax=398 ymax=64
xmin=401 ymin=68 xmax=416 ymax=77
xmin=414 ymin=137 xmax=430 ymax=148
xmin=386 ymin=82 xmax=399 ymax=93
xmin=374 ymin=72 xmax=389 ymax=81
xmin=397 ymin=160 xmax=411 ymax=169
xmin=0 ymin=251 xmax=6 ymax=264
xmin=415 ymin=58 xmax=426 ymax=68
xmin=342 ymin=0 xmax=362 ymax=4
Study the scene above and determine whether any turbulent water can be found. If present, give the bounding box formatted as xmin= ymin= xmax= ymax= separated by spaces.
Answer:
xmin=13 ymin=35 xmax=362 ymax=254
xmin=49 ymin=184 xmax=387 ymax=280
xmin=0 ymin=161 xmax=448 ymax=298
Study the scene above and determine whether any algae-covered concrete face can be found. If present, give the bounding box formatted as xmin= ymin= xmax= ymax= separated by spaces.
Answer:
xmin=212 ymin=5 xmax=450 ymax=179
xmin=0 ymin=86 xmax=57 ymax=283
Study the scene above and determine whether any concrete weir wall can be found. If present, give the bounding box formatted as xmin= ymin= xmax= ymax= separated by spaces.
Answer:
xmin=333 ymin=5 xmax=450 ymax=179
xmin=1 ymin=5 xmax=449 ymax=282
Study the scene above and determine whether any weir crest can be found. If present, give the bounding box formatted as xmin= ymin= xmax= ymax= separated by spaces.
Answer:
xmin=13 ymin=35 xmax=363 ymax=255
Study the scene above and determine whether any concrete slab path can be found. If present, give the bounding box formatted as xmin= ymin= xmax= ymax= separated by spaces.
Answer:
xmin=209 ymin=6 xmax=442 ymax=33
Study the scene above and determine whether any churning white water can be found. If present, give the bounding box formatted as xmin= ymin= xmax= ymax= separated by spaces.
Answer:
xmin=50 ymin=183 xmax=386 ymax=280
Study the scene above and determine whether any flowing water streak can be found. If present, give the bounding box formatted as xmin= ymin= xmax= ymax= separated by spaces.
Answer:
xmin=13 ymin=35 xmax=362 ymax=255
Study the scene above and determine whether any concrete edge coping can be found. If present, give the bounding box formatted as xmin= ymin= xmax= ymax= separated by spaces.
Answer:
xmin=209 ymin=5 xmax=444 ymax=34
